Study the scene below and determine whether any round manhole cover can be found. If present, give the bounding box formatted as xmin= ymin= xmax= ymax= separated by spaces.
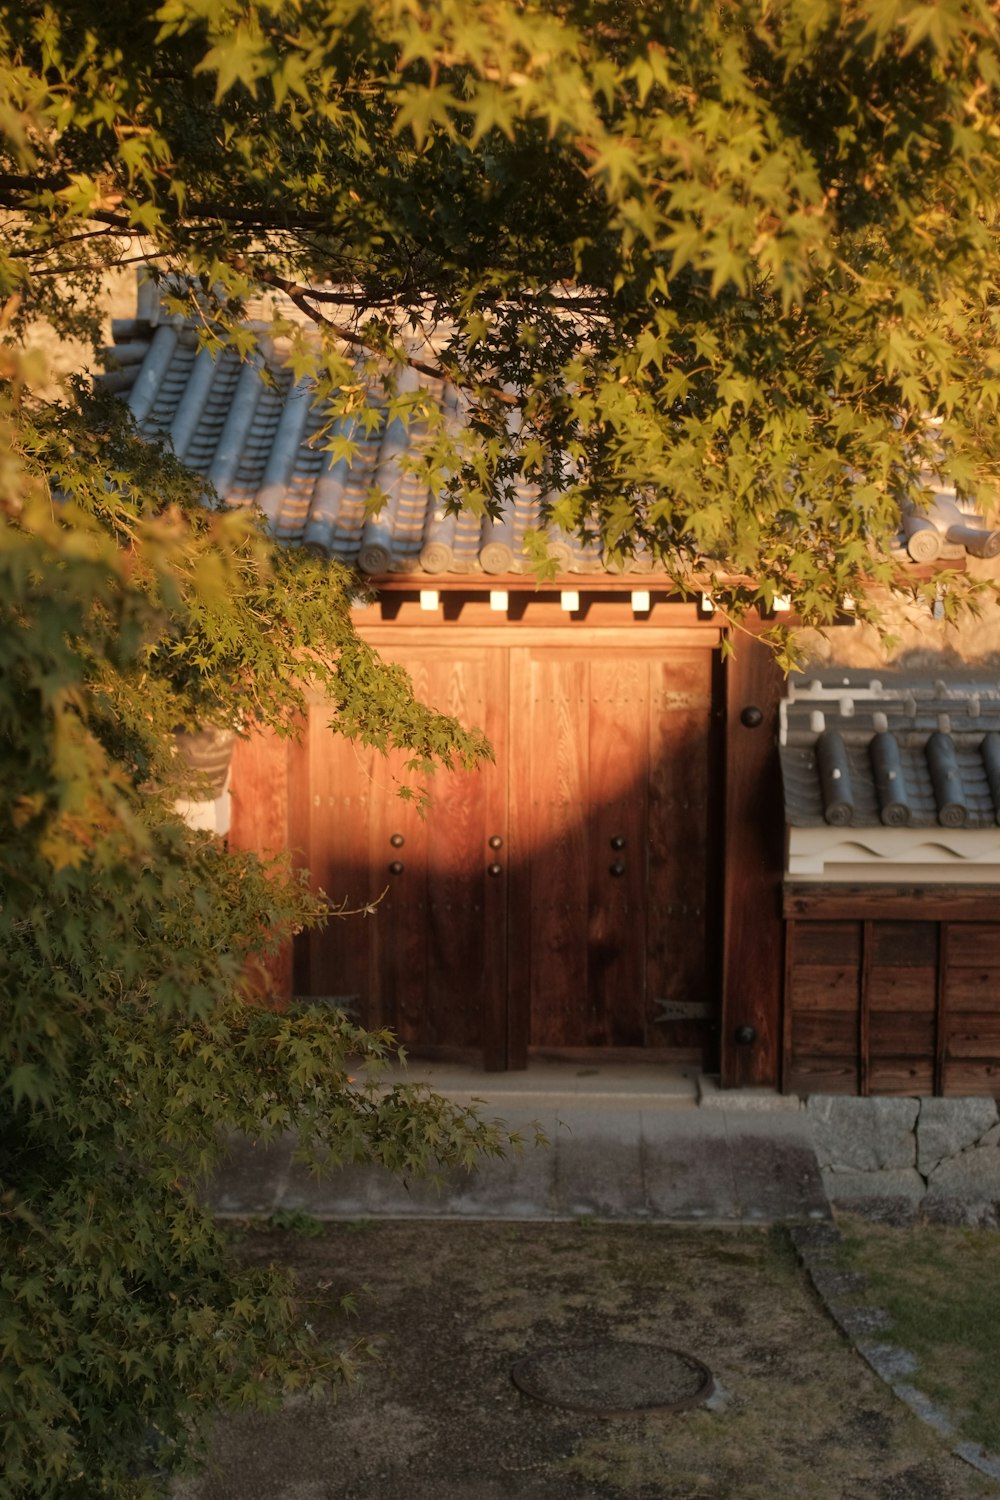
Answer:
xmin=511 ymin=1341 xmax=713 ymax=1417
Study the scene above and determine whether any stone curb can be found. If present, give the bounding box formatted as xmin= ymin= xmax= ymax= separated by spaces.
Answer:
xmin=788 ymin=1223 xmax=1000 ymax=1485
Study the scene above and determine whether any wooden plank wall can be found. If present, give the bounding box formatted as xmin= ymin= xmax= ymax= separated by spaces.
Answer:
xmin=783 ymin=919 xmax=863 ymax=1095
xmin=869 ymin=921 xmax=937 ymax=1095
xmin=943 ymin=924 xmax=1000 ymax=1095
xmin=783 ymin=890 xmax=1000 ymax=1096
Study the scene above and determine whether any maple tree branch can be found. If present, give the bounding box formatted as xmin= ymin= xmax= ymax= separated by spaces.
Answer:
xmin=236 ymin=262 xmax=520 ymax=404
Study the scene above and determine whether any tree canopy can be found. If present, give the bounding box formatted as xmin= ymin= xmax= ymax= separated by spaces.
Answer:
xmin=4 ymin=0 xmax=1000 ymax=626
xmin=3 ymin=1 xmax=1000 ymax=1494
xmin=0 ymin=342 xmax=507 ymax=1495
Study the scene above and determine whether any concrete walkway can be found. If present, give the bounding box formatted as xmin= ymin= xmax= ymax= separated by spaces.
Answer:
xmin=212 ymin=1062 xmax=830 ymax=1224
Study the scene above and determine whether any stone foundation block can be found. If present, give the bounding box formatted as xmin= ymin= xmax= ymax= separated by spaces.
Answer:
xmin=807 ymin=1097 xmax=919 ymax=1172
xmin=923 ymin=1147 xmax=1000 ymax=1226
xmin=822 ymin=1166 xmax=926 ymax=1224
xmin=916 ymin=1097 xmax=998 ymax=1175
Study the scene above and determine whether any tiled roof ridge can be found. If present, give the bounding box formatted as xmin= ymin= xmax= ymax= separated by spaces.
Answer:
xmin=97 ymin=272 xmax=1000 ymax=580
xmin=94 ymin=272 xmax=644 ymax=580
xmin=780 ymin=669 xmax=1000 ymax=831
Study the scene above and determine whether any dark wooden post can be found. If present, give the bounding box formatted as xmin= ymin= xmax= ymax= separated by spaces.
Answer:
xmin=720 ymin=633 xmax=786 ymax=1088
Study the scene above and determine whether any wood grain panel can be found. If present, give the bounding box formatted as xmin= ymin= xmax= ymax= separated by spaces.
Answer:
xmin=941 ymin=969 xmax=1000 ymax=1008
xmin=229 ymin=726 xmax=292 ymax=1002
xmin=289 ymin=729 xmax=312 ymax=997
xmin=354 ymin=623 xmax=721 ymax=650
xmin=868 ymin=1061 xmax=935 ymax=1094
xmin=870 ymin=1013 xmax=936 ymax=1053
xmin=297 ymin=647 xmax=503 ymax=1059
xmin=942 ymin=1060 xmax=1000 ymax=1095
xmin=784 ymin=1060 xmax=858 ymax=1094
xmin=522 ymin=652 xmax=590 ymax=1047
xmin=782 ymin=921 xmax=797 ymax=1093
xmin=587 ymin=655 xmax=647 ymax=1046
xmin=505 ymin=647 xmax=533 ymax=1067
xmin=368 ymin=648 xmax=500 ymax=1056
xmin=646 ymin=652 xmax=716 ymax=1060
xmin=229 ymin=727 xmax=289 ymax=857
xmin=301 ymin=705 xmax=380 ymax=1026
xmin=372 ymin=655 xmax=439 ymax=1045
xmin=869 ymin=921 xmax=938 ymax=966
xmin=510 ymin=644 xmax=719 ymax=1056
xmin=792 ymin=922 xmax=863 ymax=965
xmin=934 ymin=920 xmax=948 ymax=1096
xmin=721 ymin=635 xmax=786 ymax=1087
xmin=945 ymin=925 xmax=1000 ymax=967
xmin=867 ymin=967 xmax=937 ymax=1011
xmin=421 ymin=656 xmax=488 ymax=1052
xmin=783 ymin=913 xmax=1000 ymax=1098
xmin=479 ymin=650 xmax=510 ymax=1070
xmin=788 ymin=964 xmax=862 ymax=1011
xmin=785 ymin=887 xmax=1000 ymax=922
xmin=945 ymin=1016 xmax=1000 ymax=1055
xmin=425 ymin=649 xmax=508 ymax=1058
xmin=791 ymin=1013 xmax=859 ymax=1053
xmin=859 ymin=919 xmax=873 ymax=1096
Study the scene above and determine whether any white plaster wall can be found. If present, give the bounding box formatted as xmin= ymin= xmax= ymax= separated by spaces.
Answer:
xmin=24 ymin=260 xmax=138 ymax=397
xmin=174 ymin=790 xmax=232 ymax=838
xmin=794 ymin=557 xmax=1000 ymax=673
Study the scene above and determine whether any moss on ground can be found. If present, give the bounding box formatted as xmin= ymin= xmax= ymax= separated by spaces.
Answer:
xmin=836 ymin=1217 xmax=1000 ymax=1456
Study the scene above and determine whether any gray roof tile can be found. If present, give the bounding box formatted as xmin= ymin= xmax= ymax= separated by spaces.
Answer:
xmin=100 ymin=277 xmax=1000 ymax=578
xmin=100 ymin=290 xmax=611 ymax=577
xmin=781 ymin=672 xmax=1000 ymax=828
xmin=101 ymin=276 xmax=1000 ymax=579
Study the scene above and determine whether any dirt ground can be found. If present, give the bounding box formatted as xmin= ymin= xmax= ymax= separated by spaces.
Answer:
xmin=174 ymin=1221 xmax=993 ymax=1500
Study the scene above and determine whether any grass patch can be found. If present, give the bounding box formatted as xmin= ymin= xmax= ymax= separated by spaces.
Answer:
xmin=264 ymin=1208 xmax=326 ymax=1237
xmin=836 ymin=1217 xmax=1000 ymax=1453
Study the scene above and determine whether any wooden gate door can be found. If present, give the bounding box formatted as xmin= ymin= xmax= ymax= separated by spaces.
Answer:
xmin=292 ymin=645 xmax=508 ymax=1064
xmin=506 ymin=645 xmax=717 ymax=1064
xmin=293 ymin=638 xmax=717 ymax=1069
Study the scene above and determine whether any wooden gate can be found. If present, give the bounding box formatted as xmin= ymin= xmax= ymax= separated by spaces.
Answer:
xmin=289 ymin=638 xmax=720 ymax=1068
xmin=291 ymin=646 xmax=507 ymax=1060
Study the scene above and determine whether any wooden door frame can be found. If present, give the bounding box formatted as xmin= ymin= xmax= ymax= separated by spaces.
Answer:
xmin=233 ymin=611 xmax=740 ymax=1073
